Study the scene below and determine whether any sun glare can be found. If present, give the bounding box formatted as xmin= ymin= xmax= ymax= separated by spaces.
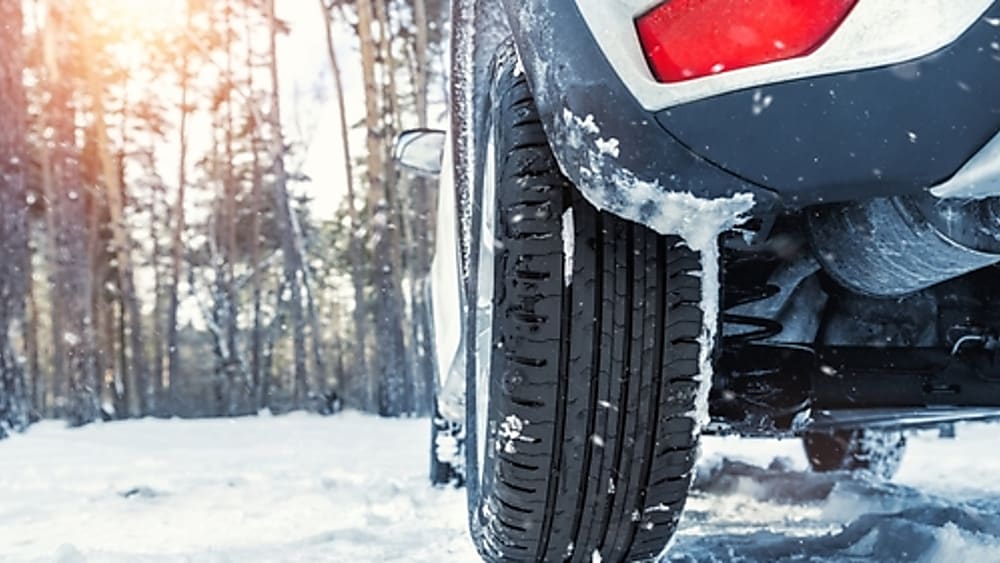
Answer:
xmin=91 ymin=0 xmax=186 ymax=34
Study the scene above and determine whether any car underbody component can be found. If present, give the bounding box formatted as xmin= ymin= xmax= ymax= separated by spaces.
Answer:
xmin=723 ymin=242 xmax=824 ymax=346
xmin=713 ymin=345 xmax=814 ymax=432
xmin=721 ymin=250 xmax=784 ymax=345
xmin=808 ymin=196 xmax=1000 ymax=297
xmin=430 ymin=402 xmax=465 ymax=487
xmin=808 ymin=407 xmax=1000 ymax=430
xmin=711 ymin=342 xmax=1000 ymax=435
xmin=802 ymin=429 xmax=907 ymax=480
xmin=712 ymin=231 xmax=1000 ymax=435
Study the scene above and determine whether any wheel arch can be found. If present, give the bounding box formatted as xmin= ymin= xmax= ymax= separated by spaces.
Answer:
xmin=496 ymin=0 xmax=780 ymax=234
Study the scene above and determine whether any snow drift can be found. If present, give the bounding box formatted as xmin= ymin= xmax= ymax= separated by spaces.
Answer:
xmin=0 ymin=414 xmax=997 ymax=562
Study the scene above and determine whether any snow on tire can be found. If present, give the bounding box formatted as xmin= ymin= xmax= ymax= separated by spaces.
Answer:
xmin=465 ymin=41 xmax=708 ymax=563
xmin=430 ymin=401 xmax=465 ymax=487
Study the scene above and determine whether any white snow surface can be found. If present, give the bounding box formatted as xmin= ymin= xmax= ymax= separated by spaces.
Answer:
xmin=0 ymin=413 xmax=476 ymax=562
xmin=2 ymin=414 xmax=1000 ymax=562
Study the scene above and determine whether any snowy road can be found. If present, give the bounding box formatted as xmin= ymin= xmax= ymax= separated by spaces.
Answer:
xmin=0 ymin=413 xmax=998 ymax=562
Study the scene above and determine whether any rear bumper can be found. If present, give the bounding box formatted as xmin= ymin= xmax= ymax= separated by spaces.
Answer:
xmin=502 ymin=1 xmax=1000 ymax=218
xmin=661 ymin=3 xmax=1000 ymax=205
xmin=500 ymin=1 xmax=780 ymax=227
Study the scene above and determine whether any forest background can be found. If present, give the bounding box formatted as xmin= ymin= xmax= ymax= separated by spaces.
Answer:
xmin=0 ymin=0 xmax=447 ymax=435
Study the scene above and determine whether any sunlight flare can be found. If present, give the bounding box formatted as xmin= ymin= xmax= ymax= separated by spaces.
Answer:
xmin=90 ymin=0 xmax=186 ymax=35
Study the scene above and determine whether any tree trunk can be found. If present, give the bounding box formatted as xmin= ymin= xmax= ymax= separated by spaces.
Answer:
xmin=84 ymin=23 xmax=149 ymax=418
xmin=246 ymin=2 xmax=265 ymax=413
xmin=222 ymin=0 xmax=245 ymax=416
xmin=90 ymin=208 xmax=111 ymax=417
xmin=319 ymin=0 xmax=369 ymax=403
xmin=167 ymin=0 xmax=193 ymax=413
xmin=115 ymin=294 xmax=129 ymax=418
xmin=44 ymin=2 xmax=100 ymax=426
xmin=412 ymin=0 xmax=430 ymax=128
xmin=36 ymin=10 xmax=66 ymax=416
xmin=268 ymin=0 xmax=308 ymax=407
xmin=373 ymin=0 xmax=401 ymax=135
xmin=411 ymin=280 xmax=434 ymax=416
xmin=149 ymin=183 xmax=166 ymax=415
xmin=372 ymin=205 xmax=410 ymax=416
xmin=53 ymin=101 xmax=99 ymax=426
xmin=411 ymin=0 xmax=435 ymax=415
xmin=208 ymin=123 xmax=229 ymax=417
xmin=0 ymin=0 xmax=31 ymax=436
xmin=25 ymin=250 xmax=43 ymax=417
xmin=355 ymin=0 xmax=388 ymax=414
xmin=372 ymin=0 xmax=412 ymax=416
xmin=303 ymin=270 xmax=328 ymax=396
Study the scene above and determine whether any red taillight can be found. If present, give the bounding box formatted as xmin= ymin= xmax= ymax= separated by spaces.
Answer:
xmin=636 ymin=0 xmax=858 ymax=83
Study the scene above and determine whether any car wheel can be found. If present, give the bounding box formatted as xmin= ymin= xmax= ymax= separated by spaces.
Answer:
xmin=464 ymin=41 xmax=710 ymax=563
xmin=803 ymin=429 xmax=907 ymax=480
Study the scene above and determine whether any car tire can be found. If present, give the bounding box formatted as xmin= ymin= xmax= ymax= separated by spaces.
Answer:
xmin=803 ymin=429 xmax=907 ymax=480
xmin=465 ymin=41 xmax=710 ymax=563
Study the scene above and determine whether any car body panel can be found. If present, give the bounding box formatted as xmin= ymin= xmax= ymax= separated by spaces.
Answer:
xmin=430 ymin=136 xmax=467 ymax=422
xmin=576 ymin=0 xmax=995 ymax=112
xmin=932 ymin=130 xmax=1000 ymax=199
xmin=501 ymin=0 xmax=1000 ymax=211
xmin=659 ymin=7 xmax=1000 ymax=205
xmin=499 ymin=0 xmax=780 ymax=228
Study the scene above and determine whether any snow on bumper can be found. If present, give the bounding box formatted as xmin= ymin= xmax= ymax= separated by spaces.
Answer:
xmin=559 ymin=109 xmax=755 ymax=245
xmin=500 ymin=0 xmax=778 ymax=236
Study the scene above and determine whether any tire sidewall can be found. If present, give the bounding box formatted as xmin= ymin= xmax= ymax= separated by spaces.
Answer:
xmin=465 ymin=40 xmax=560 ymax=546
xmin=463 ymin=41 xmax=506 ymax=538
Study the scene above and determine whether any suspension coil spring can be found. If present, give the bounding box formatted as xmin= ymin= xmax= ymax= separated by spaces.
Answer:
xmin=722 ymin=254 xmax=784 ymax=345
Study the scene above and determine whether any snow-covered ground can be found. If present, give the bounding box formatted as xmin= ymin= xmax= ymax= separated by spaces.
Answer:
xmin=0 ymin=413 xmax=475 ymax=562
xmin=676 ymin=427 xmax=1000 ymax=562
xmin=1 ymin=413 xmax=998 ymax=562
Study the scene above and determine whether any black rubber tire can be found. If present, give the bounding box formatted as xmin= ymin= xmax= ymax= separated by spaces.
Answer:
xmin=430 ymin=401 xmax=465 ymax=487
xmin=465 ymin=42 xmax=708 ymax=563
xmin=803 ymin=429 xmax=907 ymax=481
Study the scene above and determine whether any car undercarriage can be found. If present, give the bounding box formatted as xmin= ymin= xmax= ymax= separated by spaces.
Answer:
xmin=715 ymin=201 xmax=1000 ymax=436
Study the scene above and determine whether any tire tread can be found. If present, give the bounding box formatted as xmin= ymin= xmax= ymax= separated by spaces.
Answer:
xmin=474 ymin=43 xmax=706 ymax=563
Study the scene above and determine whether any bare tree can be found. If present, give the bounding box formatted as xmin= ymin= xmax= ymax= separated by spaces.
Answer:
xmin=83 ymin=20 xmax=150 ymax=418
xmin=167 ymin=0 xmax=193 ymax=413
xmin=246 ymin=1 xmax=267 ymax=411
xmin=320 ymin=0 xmax=370 ymax=402
xmin=267 ymin=0 xmax=308 ymax=406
